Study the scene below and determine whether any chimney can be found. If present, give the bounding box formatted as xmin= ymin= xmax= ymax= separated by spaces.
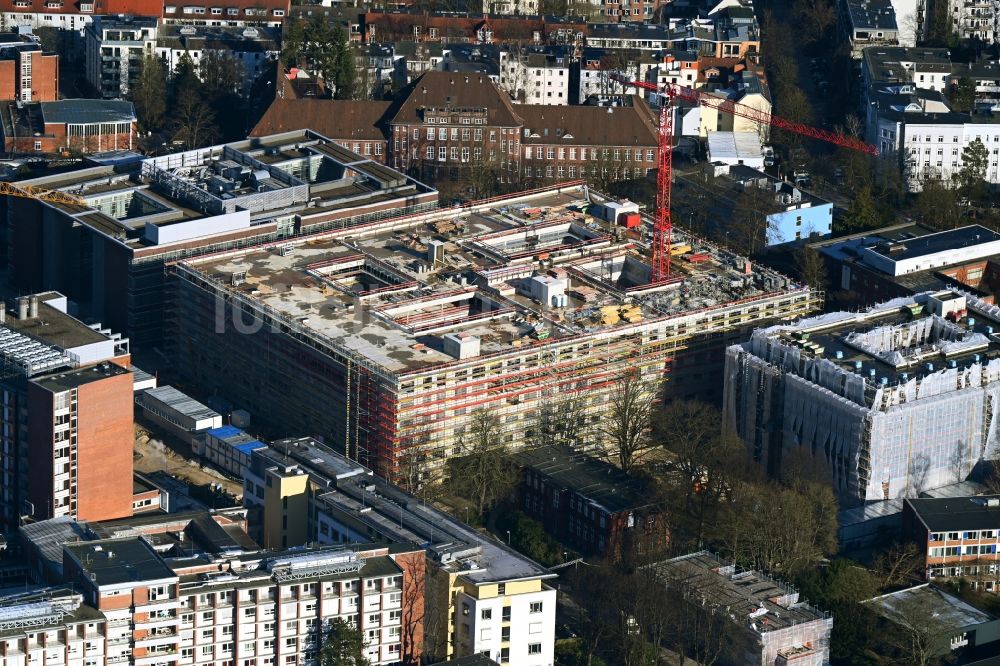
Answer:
xmin=28 ymin=296 xmax=38 ymax=319
xmin=17 ymin=297 xmax=27 ymax=320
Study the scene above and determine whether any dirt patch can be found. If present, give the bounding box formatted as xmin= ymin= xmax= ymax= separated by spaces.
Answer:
xmin=134 ymin=424 xmax=243 ymax=498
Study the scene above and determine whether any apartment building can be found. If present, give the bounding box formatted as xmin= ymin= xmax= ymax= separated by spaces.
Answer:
xmin=841 ymin=0 xmax=900 ymax=56
xmin=0 ymin=0 xmax=162 ymax=35
xmin=84 ymin=16 xmax=156 ymax=99
xmin=155 ymin=25 xmax=280 ymax=96
xmin=498 ymin=48 xmax=571 ymax=104
xmin=361 ymin=10 xmax=587 ymax=46
xmin=904 ymin=496 xmax=1000 ymax=592
xmin=0 ymin=292 xmax=133 ymax=528
xmin=724 ymin=289 xmax=1000 ymax=502
xmin=243 ymin=436 xmax=557 ymax=665
xmin=0 ymin=37 xmax=58 ymax=102
xmin=0 ymin=587 xmax=109 ymax=666
xmin=646 ymin=551 xmax=833 ymax=666
xmin=1 ymin=130 xmax=438 ymax=348
xmin=946 ymin=0 xmax=996 ymax=43
xmin=58 ymin=534 xmax=426 ymax=666
xmin=160 ymin=0 xmax=289 ymax=28
xmin=859 ymin=47 xmax=1000 ymax=189
xmin=514 ymin=444 xmax=669 ymax=561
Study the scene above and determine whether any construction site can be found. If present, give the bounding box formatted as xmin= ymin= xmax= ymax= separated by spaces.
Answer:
xmin=725 ymin=289 xmax=1000 ymax=503
xmin=171 ymin=180 xmax=819 ymax=481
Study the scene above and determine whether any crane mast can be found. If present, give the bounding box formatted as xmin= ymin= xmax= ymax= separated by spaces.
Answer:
xmin=610 ymin=74 xmax=878 ymax=282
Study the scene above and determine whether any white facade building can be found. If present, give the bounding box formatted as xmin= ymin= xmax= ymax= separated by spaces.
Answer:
xmin=499 ymin=49 xmax=571 ymax=104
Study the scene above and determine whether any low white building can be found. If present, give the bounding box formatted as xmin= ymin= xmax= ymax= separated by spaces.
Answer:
xmin=154 ymin=25 xmax=280 ymax=95
xmin=707 ymin=131 xmax=764 ymax=168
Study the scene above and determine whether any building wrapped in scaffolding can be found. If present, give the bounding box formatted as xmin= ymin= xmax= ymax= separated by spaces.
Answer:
xmin=172 ymin=182 xmax=819 ymax=482
xmin=724 ymin=290 xmax=1000 ymax=503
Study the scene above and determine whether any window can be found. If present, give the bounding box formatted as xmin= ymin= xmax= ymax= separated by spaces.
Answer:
xmin=481 ymin=608 xmax=492 ymax=620
xmin=427 ymin=128 xmax=435 ymax=140
xmin=529 ymin=602 xmax=543 ymax=614
xmin=439 ymin=147 xmax=447 ymax=160
xmin=528 ymin=643 xmax=542 ymax=655
xmin=33 ymin=141 xmax=41 ymax=151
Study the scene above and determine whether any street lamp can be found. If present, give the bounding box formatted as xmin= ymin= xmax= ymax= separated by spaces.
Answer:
xmin=506 ymin=530 xmax=511 ymax=545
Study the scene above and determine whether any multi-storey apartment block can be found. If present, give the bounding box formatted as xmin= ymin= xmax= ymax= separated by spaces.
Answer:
xmin=54 ymin=533 xmax=426 ymax=666
xmin=0 ymin=292 xmax=133 ymax=528
xmin=904 ymin=495 xmax=1000 ymax=592
xmin=1 ymin=130 xmax=437 ymax=347
xmin=243 ymin=436 xmax=558 ymax=665
xmin=0 ymin=587 xmax=109 ymax=666
xmin=84 ymin=16 xmax=157 ymax=99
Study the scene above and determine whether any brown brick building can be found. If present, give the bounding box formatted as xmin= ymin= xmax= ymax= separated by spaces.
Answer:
xmin=252 ymin=71 xmax=659 ymax=189
xmin=0 ymin=292 xmax=134 ymax=528
xmin=514 ymin=445 xmax=669 ymax=562
xmin=1 ymin=98 xmax=136 ymax=154
xmin=0 ymin=44 xmax=58 ymax=102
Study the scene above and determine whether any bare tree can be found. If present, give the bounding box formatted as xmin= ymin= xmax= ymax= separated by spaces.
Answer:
xmin=599 ymin=369 xmax=654 ymax=473
xmin=448 ymin=409 xmax=518 ymax=515
xmin=873 ymin=542 xmax=924 ymax=591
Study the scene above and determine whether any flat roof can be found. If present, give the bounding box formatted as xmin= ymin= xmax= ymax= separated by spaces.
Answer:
xmin=866 ymin=225 xmax=1000 ymax=261
xmin=866 ymin=584 xmax=995 ymax=631
xmin=206 ymin=425 xmax=266 ymax=455
xmin=6 ymin=300 xmax=109 ymax=349
xmin=185 ymin=185 xmax=802 ymax=375
xmin=647 ymin=551 xmax=829 ymax=634
xmin=33 ymin=361 xmax=130 ymax=393
xmin=65 ymin=538 xmax=178 ymax=587
xmin=513 ymin=445 xmax=654 ymax=514
xmin=906 ymin=496 xmax=1000 ymax=532
xmin=142 ymin=385 xmax=220 ymax=422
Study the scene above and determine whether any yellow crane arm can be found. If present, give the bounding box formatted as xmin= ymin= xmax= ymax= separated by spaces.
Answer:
xmin=0 ymin=182 xmax=85 ymax=207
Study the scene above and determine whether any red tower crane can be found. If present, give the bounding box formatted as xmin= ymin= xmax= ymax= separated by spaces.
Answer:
xmin=611 ymin=75 xmax=878 ymax=282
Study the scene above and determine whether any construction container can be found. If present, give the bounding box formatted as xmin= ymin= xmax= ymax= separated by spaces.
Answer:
xmin=670 ymin=244 xmax=692 ymax=256
xmin=687 ymin=253 xmax=711 ymax=263
xmin=621 ymin=213 xmax=642 ymax=229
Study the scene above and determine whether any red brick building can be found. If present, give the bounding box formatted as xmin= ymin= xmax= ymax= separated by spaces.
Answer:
xmin=0 ymin=292 xmax=134 ymax=528
xmin=1 ymin=98 xmax=136 ymax=154
xmin=514 ymin=445 xmax=669 ymax=562
xmin=0 ymin=44 xmax=58 ymax=102
xmin=252 ymin=71 xmax=659 ymax=189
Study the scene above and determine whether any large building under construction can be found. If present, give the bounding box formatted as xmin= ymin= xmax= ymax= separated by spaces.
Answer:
xmin=725 ymin=290 xmax=1000 ymax=503
xmin=172 ymin=177 xmax=818 ymax=481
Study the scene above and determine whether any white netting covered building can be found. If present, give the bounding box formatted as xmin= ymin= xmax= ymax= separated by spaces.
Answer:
xmin=724 ymin=290 xmax=1000 ymax=502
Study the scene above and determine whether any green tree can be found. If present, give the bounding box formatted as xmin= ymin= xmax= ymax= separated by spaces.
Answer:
xmin=912 ymin=178 xmax=962 ymax=229
xmin=498 ymin=511 xmax=562 ymax=566
xmin=171 ymin=52 xmax=201 ymax=103
xmin=281 ymin=15 xmax=306 ymax=68
xmin=319 ymin=618 xmax=369 ymax=666
xmin=796 ymin=560 xmax=882 ymax=664
xmin=132 ymin=55 xmax=168 ymax=132
xmin=332 ymin=27 xmax=357 ymax=100
xmin=949 ymin=76 xmax=977 ymax=112
xmin=794 ymin=245 xmax=827 ymax=290
xmin=841 ymin=184 xmax=883 ymax=233
xmin=957 ymin=138 xmax=989 ymax=200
